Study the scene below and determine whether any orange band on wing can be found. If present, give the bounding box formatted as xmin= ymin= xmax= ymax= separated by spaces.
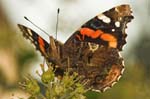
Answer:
xmin=38 ymin=36 xmax=45 ymax=53
xmin=92 ymin=30 xmax=103 ymax=38
xmin=80 ymin=28 xmax=103 ymax=39
xmin=80 ymin=28 xmax=95 ymax=36
xmin=100 ymin=34 xmax=117 ymax=42
xmin=100 ymin=34 xmax=117 ymax=48
xmin=78 ymin=28 xmax=117 ymax=48
xmin=109 ymin=42 xmax=117 ymax=48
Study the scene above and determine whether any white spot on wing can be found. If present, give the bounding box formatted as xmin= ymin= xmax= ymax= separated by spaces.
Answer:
xmin=27 ymin=29 xmax=33 ymax=36
xmin=103 ymin=87 xmax=111 ymax=92
xmin=111 ymin=82 xmax=117 ymax=87
xmin=112 ymin=29 xmax=115 ymax=32
xmin=118 ymin=52 xmax=125 ymax=74
xmin=119 ymin=17 xmax=122 ymax=21
xmin=117 ymin=75 xmax=122 ymax=81
xmin=118 ymin=52 xmax=122 ymax=58
xmin=92 ymin=89 xmax=101 ymax=93
xmin=121 ymin=67 xmax=125 ymax=74
xmin=115 ymin=7 xmax=119 ymax=12
xmin=97 ymin=14 xmax=111 ymax=23
xmin=115 ymin=21 xmax=120 ymax=27
xmin=122 ymin=60 xmax=125 ymax=66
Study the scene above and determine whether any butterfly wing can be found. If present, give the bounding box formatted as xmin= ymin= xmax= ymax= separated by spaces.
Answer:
xmin=62 ymin=4 xmax=134 ymax=92
xmin=65 ymin=4 xmax=134 ymax=51
xmin=18 ymin=24 xmax=50 ymax=59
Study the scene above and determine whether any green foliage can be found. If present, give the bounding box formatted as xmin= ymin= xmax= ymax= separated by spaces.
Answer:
xmin=20 ymin=63 xmax=87 ymax=99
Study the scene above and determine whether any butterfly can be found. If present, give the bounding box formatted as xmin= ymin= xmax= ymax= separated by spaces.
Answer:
xmin=18 ymin=4 xmax=134 ymax=92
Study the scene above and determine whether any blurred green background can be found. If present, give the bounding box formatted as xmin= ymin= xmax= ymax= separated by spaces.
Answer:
xmin=0 ymin=0 xmax=150 ymax=99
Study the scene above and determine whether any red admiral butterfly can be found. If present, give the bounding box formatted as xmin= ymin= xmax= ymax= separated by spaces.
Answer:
xmin=18 ymin=4 xmax=134 ymax=92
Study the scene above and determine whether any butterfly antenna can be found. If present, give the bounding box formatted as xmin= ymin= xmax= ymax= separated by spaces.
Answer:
xmin=55 ymin=8 xmax=60 ymax=40
xmin=24 ymin=16 xmax=50 ymax=36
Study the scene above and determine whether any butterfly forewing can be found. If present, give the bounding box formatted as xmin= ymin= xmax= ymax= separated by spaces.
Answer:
xmin=18 ymin=24 xmax=50 ymax=59
xmin=65 ymin=4 xmax=134 ymax=51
